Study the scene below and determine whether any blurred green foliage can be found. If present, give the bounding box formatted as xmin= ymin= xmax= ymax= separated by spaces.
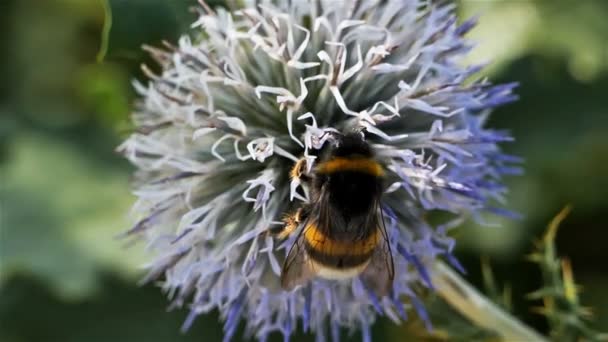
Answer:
xmin=1 ymin=0 xmax=606 ymax=341
xmin=527 ymin=206 xmax=607 ymax=341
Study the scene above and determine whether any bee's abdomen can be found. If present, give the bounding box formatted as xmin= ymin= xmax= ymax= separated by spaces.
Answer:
xmin=303 ymin=223 xmax=379 ymax=269
xmin=306 ymin=244 xmax=373 ymax=268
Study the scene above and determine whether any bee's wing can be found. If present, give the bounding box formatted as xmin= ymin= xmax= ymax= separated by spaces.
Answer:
xmin=280 ymin=220 xmax=317 ymax=290
xmin=280 ymin=185 xmax=332 ymax=290
xmin=359 ymin=207 xmax=395 ymax=297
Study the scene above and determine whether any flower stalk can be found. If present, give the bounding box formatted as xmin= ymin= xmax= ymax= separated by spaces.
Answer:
xmin=432 ymin=261 xmax=548 ymax=341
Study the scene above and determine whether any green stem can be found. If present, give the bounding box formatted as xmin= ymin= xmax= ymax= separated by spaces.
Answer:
xmin=431 ymin=261 xmax=548 ymax=341
xmin=97 ymin=0 xmax=112 ymax=63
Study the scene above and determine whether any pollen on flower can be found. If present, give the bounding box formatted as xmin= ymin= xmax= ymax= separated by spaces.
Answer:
xmin=119 ymin=0 xmax=520 ymax=341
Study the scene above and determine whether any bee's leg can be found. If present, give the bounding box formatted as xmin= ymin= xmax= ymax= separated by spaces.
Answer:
xmin=274 ymin=205 xmax=311 ymax=240
xmin=277 ymin=213 xmax=299 ymax=240
xmin=269 ymin=158 xmax=313 ymax=239
xmin=290 ymin=158 xmax=312 ymax=185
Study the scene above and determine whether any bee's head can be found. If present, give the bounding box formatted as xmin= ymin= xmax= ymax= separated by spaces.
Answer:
xmin=332 ymin=130 xmax=373 ymax=158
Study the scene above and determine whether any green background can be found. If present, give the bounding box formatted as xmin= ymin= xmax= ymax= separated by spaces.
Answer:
xmin=1 ymin=0 xmax=606 ymax=341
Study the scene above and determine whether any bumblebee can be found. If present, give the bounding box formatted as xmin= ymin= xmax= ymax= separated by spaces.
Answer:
xmin=278 ymin=132 xmax=394 ymax=296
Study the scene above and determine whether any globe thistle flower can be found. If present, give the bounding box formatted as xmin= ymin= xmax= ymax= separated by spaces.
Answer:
xmin=118 ymin=0 xmax=520 ymax=341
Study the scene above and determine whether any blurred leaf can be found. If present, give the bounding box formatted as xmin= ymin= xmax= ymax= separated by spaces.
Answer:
xmin=0 ymin=108 xmax=18 ymax=164
xmin=0 ymin=273 xmax=224 ymax=342
xmin=528 ymin=1 xmax=608 ymax=82
xmin=9 ymin=0 xmax=95 ymax=127
xmin=459 ymin=1 xmax=538 ymax=75
xmin=0 ymin=133 xmax=143 ymax=299
xmin=77 ymin=63 xmax=132 ymax=127
xmin=460 ymin=0 xmax=608 ymax=81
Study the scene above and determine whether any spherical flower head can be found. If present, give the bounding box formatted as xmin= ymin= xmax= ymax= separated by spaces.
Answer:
xmin=118 ymin=1 xmax=520 ymax=341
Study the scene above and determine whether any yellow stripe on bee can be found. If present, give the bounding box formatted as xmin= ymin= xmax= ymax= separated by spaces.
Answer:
xmin=315 ymin=157 xmax=384 ymax=176
xmin=304 ymin=222 xmax=380 ymax=256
